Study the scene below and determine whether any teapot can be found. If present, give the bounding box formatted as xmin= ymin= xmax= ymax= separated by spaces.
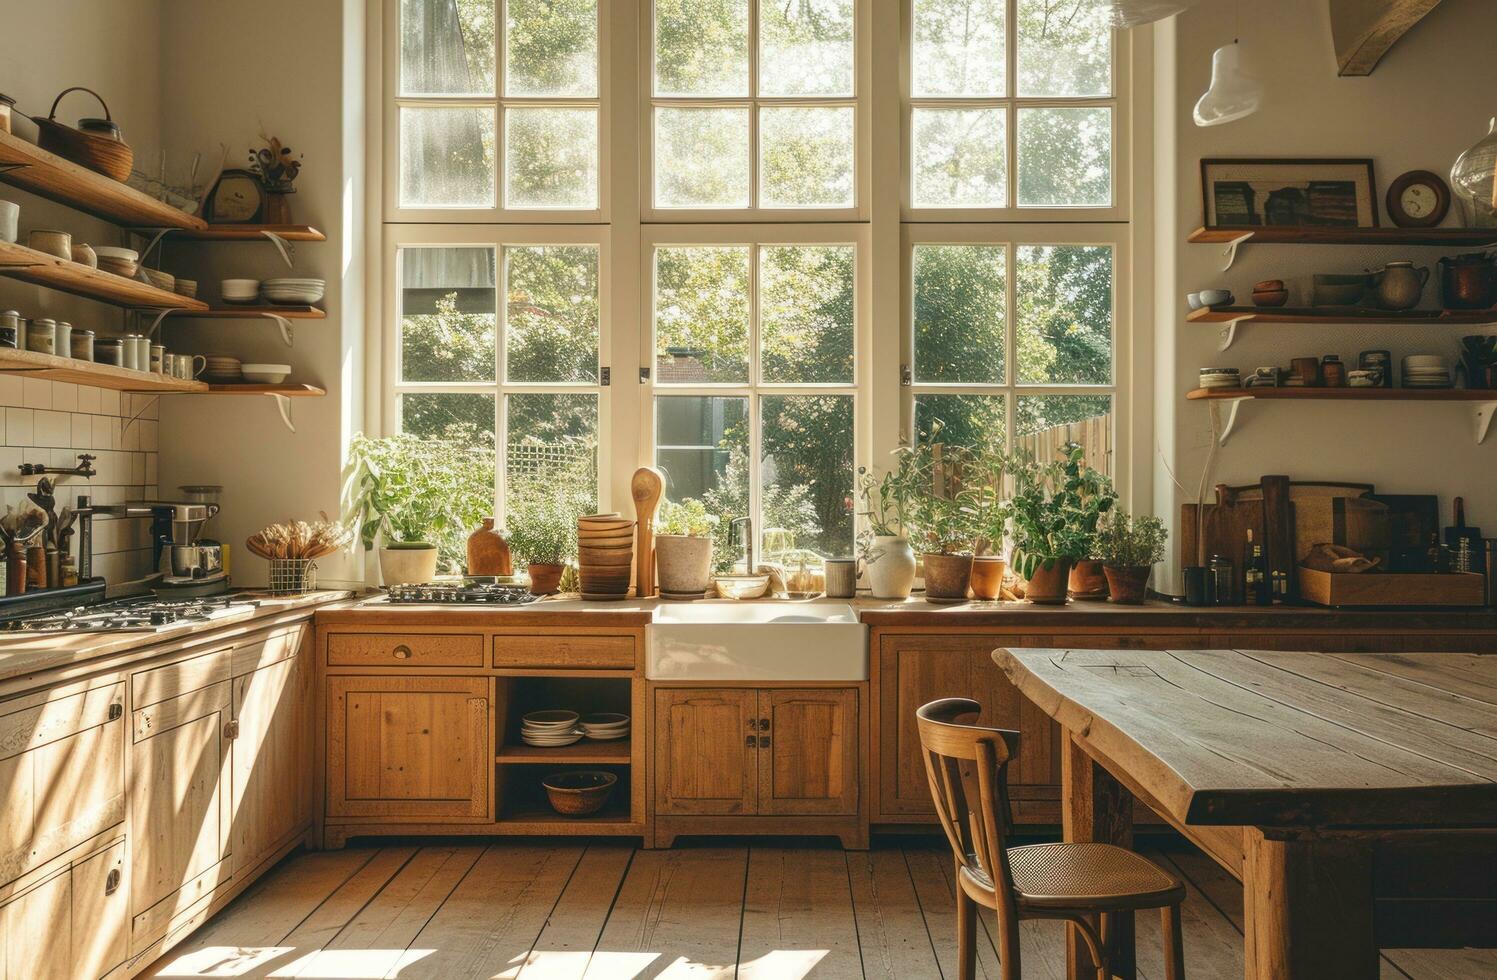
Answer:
xmin=1439 ymin=252 xmax=1497 ymax=310
xmin=1370 ymin=261 xmax=1429 ymax=311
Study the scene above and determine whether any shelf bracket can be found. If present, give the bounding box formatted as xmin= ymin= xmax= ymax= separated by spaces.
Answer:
xmin=1209 ymin=396 xmax=1252 ymax=446
xmin=261 ymin=231 xmax=296 ymax=268
xmin=1216 ymin=314 xmax=1253 ymax=352
xmin=255 ymin=312 xmax=294 ymax=347
xmin=271 ymin=393 xmax=296 ymax=433
xmin=121 ymin=395 xmax=160 ymax=437
xmin=1476 ymin=402 xmax=1497 ymax=445
xmin=1218 ymin=232 xmax=1253 ymax=272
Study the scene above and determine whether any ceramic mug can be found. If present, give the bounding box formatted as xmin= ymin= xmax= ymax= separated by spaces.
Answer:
xmin=171 ymin=354 xmax=206 ymax=380
xmin=27 ymin=229 xmax=71 ymax=259
xmin=823 ymin=558 xmax=860 ymax=598
xmin=0 ymin=200 xmax=17 ymax=244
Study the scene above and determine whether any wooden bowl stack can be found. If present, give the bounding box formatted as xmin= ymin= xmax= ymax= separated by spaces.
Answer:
xmin=577 ymin=513 xmax=635 ymax=600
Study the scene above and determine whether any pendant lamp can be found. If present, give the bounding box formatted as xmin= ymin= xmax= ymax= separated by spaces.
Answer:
xmin=1193 ymin=40 xmax=1263 ymax=127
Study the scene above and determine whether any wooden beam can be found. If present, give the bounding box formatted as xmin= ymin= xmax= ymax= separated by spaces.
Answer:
xmin=1330 ymin=0 xmax=1443 ymax=76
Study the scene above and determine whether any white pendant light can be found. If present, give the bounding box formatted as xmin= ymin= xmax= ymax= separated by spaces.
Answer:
xmin=1194 ymin=40 xmax=1263 ymax=127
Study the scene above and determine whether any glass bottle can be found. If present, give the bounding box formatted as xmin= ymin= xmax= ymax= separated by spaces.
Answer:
xmin=1451 ymin=116 xmax=1497 ymax=228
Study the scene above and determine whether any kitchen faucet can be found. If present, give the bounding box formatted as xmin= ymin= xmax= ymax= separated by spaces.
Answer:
xmin=20 ymin=454 xmax=96 ymax=478
xmin=728 ymin=516 xmax=756 ymax=573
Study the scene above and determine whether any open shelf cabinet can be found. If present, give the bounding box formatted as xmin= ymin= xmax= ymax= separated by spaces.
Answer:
xmin=1188 ymin=226 xmax=1497 ymax=246
xmin=143 ymin=224 xmax=326 ymax=242
xmin=163 ymin=305 xmax=325 ymax=320
xmin=1187 ymin=385 xmax=1497 ymax=447
xmin=0 ymin=347 xmax=207 ymax=392
xmin=0 ymin=240 xmax=207 ymax=310
xmin=0 ymin=131 xmax=206 ymax=229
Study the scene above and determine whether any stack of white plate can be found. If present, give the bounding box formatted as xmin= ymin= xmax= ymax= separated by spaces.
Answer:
xmin=580 ymin=713 xmax=630 ymax=741
xmin=222 ymin=278 xmax=260 ymax=304
xmin=521 ymin=709 xmax=582 ymax=747
xmin=1402 ymin=354 xmax=1451 ymax=388
xmin=262 ymin=278 xmax=325 ymax=305
xmin=1198 ymin=367 xmax=1241 ymax=390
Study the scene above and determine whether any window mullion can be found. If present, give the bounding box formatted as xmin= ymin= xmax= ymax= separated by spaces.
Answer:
xmin=1006 ymin=241 xmax=1018 ymax=449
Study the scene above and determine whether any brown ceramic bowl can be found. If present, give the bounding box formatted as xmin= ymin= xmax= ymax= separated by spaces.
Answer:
xmin=1252 ymin=289 xmax=1289 ymax=307
xmin=578 ymin=548 xmax=634 ymax=566
xmin=541 ymin=770 xmax=617 ymax=816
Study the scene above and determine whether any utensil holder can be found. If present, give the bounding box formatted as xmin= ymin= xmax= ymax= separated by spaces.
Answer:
xmin=268 ymin=558 xmax=317 ymax=595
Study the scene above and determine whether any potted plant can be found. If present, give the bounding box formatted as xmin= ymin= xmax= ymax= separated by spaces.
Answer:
xmin=856 ymin=445 xmax=924 ymax=599
xmin=507 ymin=496 xmax=577 ymax=595
xmin=1008 ymin=444 xmax=1116 ymax=605
xmin=655 ymin=498 xmax=718 ymax=597
xmin=966 ymin=447 xmax=1011 ymax=601
xmin=1095 ymin=510 xmax=1168 ymax=604
xmin=911 ymin=437 xmax=985 ymax=604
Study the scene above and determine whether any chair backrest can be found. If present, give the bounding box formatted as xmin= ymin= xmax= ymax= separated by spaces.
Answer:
xmin=916 ymin=698 xmax=1021 ymax=914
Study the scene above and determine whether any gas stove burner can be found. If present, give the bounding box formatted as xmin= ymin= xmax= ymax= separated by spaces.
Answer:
xmin=385 ymin=582 xmax=542 ymax=605
xmin=1 ymin=593 xmax=259 ymax=634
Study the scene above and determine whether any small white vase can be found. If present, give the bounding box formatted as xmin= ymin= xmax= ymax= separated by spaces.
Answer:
xmin=378 ymin=545 xmax=438 ymax=587
xmin=867 ymin=535 xmax=916 ymax=599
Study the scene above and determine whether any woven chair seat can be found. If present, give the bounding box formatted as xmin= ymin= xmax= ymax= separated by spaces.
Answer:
xmin=1004 ymin=843 xmax=1185 ymax=910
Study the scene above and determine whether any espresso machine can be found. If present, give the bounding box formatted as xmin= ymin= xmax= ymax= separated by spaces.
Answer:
xmin=77 ymin=497 xmax=227 ymax=595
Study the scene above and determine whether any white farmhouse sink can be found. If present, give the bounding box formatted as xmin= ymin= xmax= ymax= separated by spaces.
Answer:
xmin=647 ymin=602 xmax=868 ymax=681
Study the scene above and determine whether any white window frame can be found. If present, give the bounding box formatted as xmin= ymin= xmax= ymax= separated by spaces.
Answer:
xmin=901 ymin=221 xmax=1128 ymax=488
xmin=382 ymin=0 xmax=610 ymax=223
xmin=641 ymin=224 xmax=873 ymax=560
xmin=641 ymin=0 xmax=873 ymax=223
xmin=383 ymin=223 xmax=613 ymax=520
xmin=901 ymin=0 xmax=1130 ymax=223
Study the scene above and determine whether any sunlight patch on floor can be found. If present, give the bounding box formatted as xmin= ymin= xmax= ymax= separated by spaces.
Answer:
xmin=736 ymin=950 xmax=829 ymax=979
xmin=153 ymin=946 xmax=297 ymax=976
xmin=502 ymin=949 xmax=660 ymax=978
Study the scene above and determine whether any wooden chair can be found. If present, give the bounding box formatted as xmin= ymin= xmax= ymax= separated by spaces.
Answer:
xmin=917 ymin=697 xmax=1187 ymax=980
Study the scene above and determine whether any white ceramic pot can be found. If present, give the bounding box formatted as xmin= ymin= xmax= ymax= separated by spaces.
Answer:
xmin=867 ymin=535 xmax=916 ymax=599
xmin=0 ymin=201 xmax=17 ymax=244
xmin=655 ymin=534 xmax=713 ymax=595
xmin=378 ymin=544 xmax=438 ymax=587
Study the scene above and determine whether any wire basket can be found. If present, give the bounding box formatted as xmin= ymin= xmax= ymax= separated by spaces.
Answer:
xmin=267 ymin=558 xmax=318 ymax=595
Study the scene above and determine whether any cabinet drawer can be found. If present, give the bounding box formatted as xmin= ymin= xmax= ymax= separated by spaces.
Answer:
xmin=492 ymin=635 xmax=635 ymax=669
xmin=326 ymin=633 xmax=484 ymax=667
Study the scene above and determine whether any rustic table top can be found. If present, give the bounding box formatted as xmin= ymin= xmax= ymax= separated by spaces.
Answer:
xmin=994 ymin=647 xmax=1497 ymax=829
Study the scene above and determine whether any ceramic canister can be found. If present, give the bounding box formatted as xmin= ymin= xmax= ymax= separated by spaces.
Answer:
xmin=26 ymin=318 xmax=55 ymax=355
xmin=54 ymin=321 xmax=71 ymax=358
xmin=0 ymin=310 xmax=18 ymax=349
xmin=70 ymin=329 xmax=93 ymax=361
xmin=95 ymin=339 xmax=123 ymax=366
xmin=126 ymin=335 xmax=150 ymax=371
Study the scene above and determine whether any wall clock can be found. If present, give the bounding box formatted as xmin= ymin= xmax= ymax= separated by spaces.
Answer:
xmin=204 ymin=169 xmax=266 ymax=223
xmin=1385 ymin=170 xmax=1450 ymax=228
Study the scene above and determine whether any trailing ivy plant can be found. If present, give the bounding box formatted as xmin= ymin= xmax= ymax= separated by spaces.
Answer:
xmin=1094 ymin=510 xmax=1168 ymax=568
xmin=1007 ymin=442 xmax=1117 ymax=579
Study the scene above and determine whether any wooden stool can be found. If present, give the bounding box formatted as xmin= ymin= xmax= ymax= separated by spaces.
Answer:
xmin=917 ymin=697 xmax=1187 ymax=980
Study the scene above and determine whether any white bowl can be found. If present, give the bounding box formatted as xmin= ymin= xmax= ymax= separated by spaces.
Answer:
xmin=93 ymin=246 xmax=139 ymax=261
xmin=240 ymin=362 xmax=291 ymax=384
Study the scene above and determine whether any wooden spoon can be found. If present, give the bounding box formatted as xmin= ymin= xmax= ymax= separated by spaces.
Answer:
xmin=631 ymin=467 xmax=664 ymax=598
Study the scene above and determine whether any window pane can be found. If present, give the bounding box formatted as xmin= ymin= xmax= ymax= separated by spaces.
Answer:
xmin=762 ymin=395 xmax=855 ymax=559
xmin=400 ymin=247 xmax=496 ymax=383
xmin=654 ymin=246 xmax=750 ymax=384
xmin=760 ymin=245 xmax=854 ymax=384
xmin=1018 ymin=107 xmax=1111 ymax=207
xmin=504 ymin=107 xmax=597 ymax=209
xmin=1015 ymin=394 xmax=1113 ymax=478
xmin=655 ymin=395 xmax=749 ymax=572
xmin=506 ymin=393 xmax=599 ymax=513
xmin=505 ymin=0 xmax=597 ymax=96
xmin=654 ymin=0 xmax=749 ymax=96
xmin=401 ymin=392 xmax=496 ymax=444
xmin=1017 ymin=0 xmax=1111 ymax=97
xmin=505 ymin=245 xmax=599 ymax=383
xmin=1016 ymin=245 xmax=1112 ymax=385
xmin=911 ymin=0 xmax=1003 ymax=97
xmin=915 ymin=394 xmax=1005 ymax=451
xmin=760 ymin=107 xmax=855 ymax=209
xmin=912 ymin=107 xmax=1006 ymax=209
xmin=400 ymin=106 xmax=496 ymax=208
xmin=760 ymin=0 xmax=854 ymax=97
xmin=655 ymin=107 xmax=750 ymax=208
xmin=913 ymin=245 xmax=1005 ymax=384
xmin=400 ymin=0 xmax=495 ymax=95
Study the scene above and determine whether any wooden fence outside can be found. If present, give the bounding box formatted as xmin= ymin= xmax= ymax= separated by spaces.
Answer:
xmin=1015 ymin=412 xmax=1114 ymax=476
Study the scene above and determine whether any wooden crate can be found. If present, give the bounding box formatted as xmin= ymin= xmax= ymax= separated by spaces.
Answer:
xmin=1297 ymin=568 xmax=1486 ymax=607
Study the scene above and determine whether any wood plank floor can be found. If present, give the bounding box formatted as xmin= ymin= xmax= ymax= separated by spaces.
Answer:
xmin=143 ymin=840 xmax=1495 ymax=979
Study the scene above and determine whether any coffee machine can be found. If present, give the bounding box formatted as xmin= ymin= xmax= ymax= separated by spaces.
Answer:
xmin=77 ymin=498 xmax=227 ymax=595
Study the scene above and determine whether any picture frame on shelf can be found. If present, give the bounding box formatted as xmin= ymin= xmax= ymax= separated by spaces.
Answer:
xmin=1201 ymin=158 xmax=1379 ymax=229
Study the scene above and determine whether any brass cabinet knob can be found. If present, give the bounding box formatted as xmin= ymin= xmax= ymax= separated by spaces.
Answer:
xmin=392 ymin=645 xmax=413 ymax=660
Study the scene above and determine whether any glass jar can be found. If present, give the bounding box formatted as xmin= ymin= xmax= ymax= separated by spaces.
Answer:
xmin=26 ymin=318 xmax=56 ymax=355
xmin=0 ymin=310 xmax=19 ymax=349
xmin=95 ymin=338 xmax=123 ymax=366
xmin=54 ymin=321 xmax=71 ymax=359
xmin=1209 ymin=554 xmax=1236 ymax=605
xmin=1452 ymin=116 xmax=1497 ymax=228
xmin=70 ymin=329 xmax=94 ymax=361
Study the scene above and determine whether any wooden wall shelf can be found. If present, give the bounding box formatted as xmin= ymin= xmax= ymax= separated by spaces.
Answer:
xmin=203 ymin=383 xmax=325 ymax=396
xmin=144 ymin=225 xmax=327 ymax=242
xmin=1188 ymin=306 xmax=1497 ymax=326
xmin=0 ymin=241 xmax=208 ymax=310
xmin=1188 ymin=226 xmax=1497 ymax=246
xmin=1187 ymin=386 xmax=1494 ymax=401
xmin=495 ymin=741 xmax=630 ymax=765
xmin=0 ymin=347 xmax=207 ymax=392
xmin=165 ymin=306 xmax=326 ymax=320
xmin=0 ymin=131 xmax=207 ymax=230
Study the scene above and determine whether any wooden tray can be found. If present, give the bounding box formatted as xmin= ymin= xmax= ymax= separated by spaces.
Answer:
xmin=1297 ymin=568 xmax=1485 ymax=607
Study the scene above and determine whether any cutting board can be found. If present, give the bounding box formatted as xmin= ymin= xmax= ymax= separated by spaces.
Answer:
xmin=1368 ymin=494 xmax=1440 ymax=571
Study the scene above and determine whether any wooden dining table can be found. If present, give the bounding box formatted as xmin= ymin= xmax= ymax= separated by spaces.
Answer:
xmin=992 ymin=646 xmax=1497 ymax=980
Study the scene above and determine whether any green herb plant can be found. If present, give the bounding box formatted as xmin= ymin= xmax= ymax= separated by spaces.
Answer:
xmin=1094 ymin=510 xmax=1168 ymax=568
xmin=657 ymin=498 xmax=718 ymax=537
xmin=343 ymin=433 xmax=492 ymax=568
xmin=1007 ymin=443 xmax=1117 ymax=579
xmin=506 ymin=495 xmax=579 ymax=568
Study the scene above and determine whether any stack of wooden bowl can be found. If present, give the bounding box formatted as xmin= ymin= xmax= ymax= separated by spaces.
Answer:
xmin=577 ymin=513 xmax=635 ymax=600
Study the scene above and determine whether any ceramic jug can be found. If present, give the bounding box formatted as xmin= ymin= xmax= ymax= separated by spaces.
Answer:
xmin=1371 ymin=261 xmax=1430 ymax=310
xmin=866 ymin=535 xmax=916 ymax=599
xmin=466 ymin=518 xmax=513 ymax=576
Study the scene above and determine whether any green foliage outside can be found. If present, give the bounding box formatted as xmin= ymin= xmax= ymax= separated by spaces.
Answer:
xmin=343 ymin=433 xmax=493 ymax=570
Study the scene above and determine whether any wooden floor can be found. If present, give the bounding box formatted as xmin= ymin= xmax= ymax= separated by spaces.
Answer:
xmin=143 ymin=839 xmax=1496 ymax=979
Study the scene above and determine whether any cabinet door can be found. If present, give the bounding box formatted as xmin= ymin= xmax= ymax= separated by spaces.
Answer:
xmin=758 ymin=688 xmax=858 ymax=816
xmin=653 ymin=689 xmax=757 ymax=816
xmin=71 ymin=840 xmax=128 ymax=980
xmin=129 ymin=679 xmax=233 ymax=929
xmin=232 ymin=633 xmax=313 ymax=873
xmin=0 ymin=867 xmax=72 ymax=980
xmin=325 ymin=676 xmax=490 ymax=820
xmin=877 ymin=635 xmax=1059 ymax=818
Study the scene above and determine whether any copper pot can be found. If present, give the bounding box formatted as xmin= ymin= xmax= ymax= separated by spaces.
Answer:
xmin=1439 ymin=253 xmax=1497 ymax=310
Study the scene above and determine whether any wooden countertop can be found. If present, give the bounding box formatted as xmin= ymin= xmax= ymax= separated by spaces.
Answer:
xmin=0 ymin=591 xmax=352 ymax=686
xmin=316 ymin=594 xmax=655 ymax=627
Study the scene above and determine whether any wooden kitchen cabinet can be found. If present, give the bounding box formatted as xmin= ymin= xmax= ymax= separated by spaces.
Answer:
xmin=0 ymin=838 xmax=125 ymax=980
xmin=876 ymin=635 xmax=1060 ymax=821
xmin=0 ymin=864 xmax=73 ymax=979
xmin=654 ymin=688 xmax=758 ymax=816
xmin=758 ymin=688 xmax=858 ymax=816
xmin=324 ymin=675 xmax=491 ymax=821
xmin=231 ymin=627 xmax=313 ymax=875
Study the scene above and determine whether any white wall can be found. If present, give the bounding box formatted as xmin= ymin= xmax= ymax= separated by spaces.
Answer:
xmin=1158 ymin=0 xmax=1497 ymax=589
xmin=0 ymin=1 xmax=164 ymax=584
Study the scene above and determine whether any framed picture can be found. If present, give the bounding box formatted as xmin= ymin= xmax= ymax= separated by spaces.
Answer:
xmin=1201 ymin=158 xmax=1379 ymax=228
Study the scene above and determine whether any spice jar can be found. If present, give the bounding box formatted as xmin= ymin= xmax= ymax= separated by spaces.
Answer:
xmin=1321 ymin=354 xmax=1346 ymax=387
xmin=0 ymin=310 xmax=19 ymax=349
xmin=26 ymin=318 xmax=56 ymax=355
xmin=95 ymin=338 xmax=123 ymax=366
xmin=70 ymin=329 xmax=94 ymax=361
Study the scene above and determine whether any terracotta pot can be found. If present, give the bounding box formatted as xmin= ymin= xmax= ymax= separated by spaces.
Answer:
xmin=655 ymin=534 xmax=713 ymax=595
xmin=1104 ymin=564 xmax=1152 ymax=604
xmin=922 ymin=552 xmax=973 ymax=604
xmin=378 ymin=544 xmax=438 ymax=587
xmin=1068 ymin=558 xmax=1109 ymax=600
xmin=526 ymin=562 xmax=565 ymax=595
xmin=970 ymin=555 xmax=1007 ymax=600
xmin=1024 ymin=557 xmax=1074 ymax=605
xmin=466 ymin=518 xmax=513 ymax=576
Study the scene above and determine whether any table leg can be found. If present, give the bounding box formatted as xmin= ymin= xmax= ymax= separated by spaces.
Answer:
xmin=1061 ymin=728 xmax=1136 ymax=980
xmin=1243 ymin=829 xmax=1377 ymax=979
